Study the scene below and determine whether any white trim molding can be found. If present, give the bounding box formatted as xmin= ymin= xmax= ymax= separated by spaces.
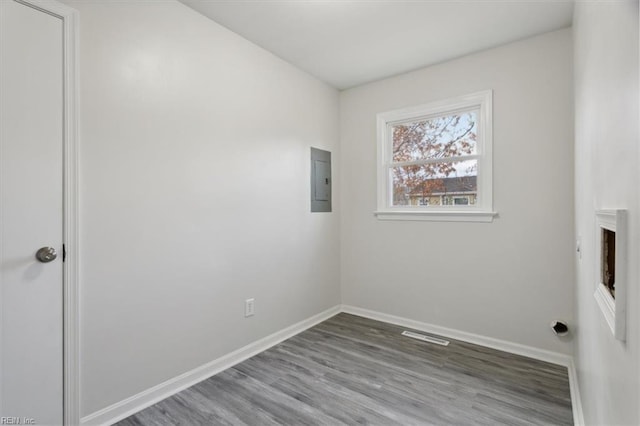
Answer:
xmin=375 ymin=90 xmax=495 ymax=222
xmin=341 ymin=305 xmax=572 ymax=366
xmin=61 ymin=4 xmax=80 ymax=425
xmin=81 ymin=306 xmax=341 ymax=426
xmin=567 ymin=359 xmax=585 ymax=426
xmin=341 ymin=305 xmax=584 ymax=425
xmin=81 ymin=304 xmax=584 ymax=426
xmin=14 ymin=1 xmax=81 ymax=424
xmin=374 ymin=210 xmax=497 ymax=222
xmin=594 ymin=209 xmax=627 ymax=341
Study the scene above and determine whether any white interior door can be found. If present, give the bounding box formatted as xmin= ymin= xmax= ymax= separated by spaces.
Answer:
xmin=0 ymin=1 xmax=65 ymax=424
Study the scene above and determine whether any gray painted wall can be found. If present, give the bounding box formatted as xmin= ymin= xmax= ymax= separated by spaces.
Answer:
xmin=339 ymin=29 xmax=575 ymax=355
xmin=573 ymin=2 xmax=639 ymax=424
xmin=66 ymin=0 xmax=340 ymax=416
xmin=58 ymin=0 xmax=640 ymax=422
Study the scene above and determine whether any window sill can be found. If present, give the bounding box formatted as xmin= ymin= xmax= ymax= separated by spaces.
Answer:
xmin=374 ymin=210 xmax=498 ymax=222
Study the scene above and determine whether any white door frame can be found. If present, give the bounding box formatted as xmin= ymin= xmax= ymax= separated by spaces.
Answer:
xmin=12 ymin=0 xmax=80 ymax=424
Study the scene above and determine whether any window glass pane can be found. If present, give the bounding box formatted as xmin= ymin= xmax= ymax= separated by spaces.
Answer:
xmin=391 ymin=160 xmax=477 ymax=206
xmin=453 ymin=197 xmax=470 ymax=205
xmin=392 ymin=110 xmax=478 ymax=163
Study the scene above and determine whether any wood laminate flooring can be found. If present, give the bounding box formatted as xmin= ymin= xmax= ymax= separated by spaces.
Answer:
xmin=116 ymin=313 xmax=573 ymax=426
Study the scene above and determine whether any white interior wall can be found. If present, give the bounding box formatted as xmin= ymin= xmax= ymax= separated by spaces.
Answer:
xmin=65 ymin=0 xmax=340 ymax=417
xmin=573 ymin=2 xmax=640 ymax=425
xmin=57 ymin=0 xmax=640 ymax=420
xmin=339 ymin=29 xmax=575 ymax=354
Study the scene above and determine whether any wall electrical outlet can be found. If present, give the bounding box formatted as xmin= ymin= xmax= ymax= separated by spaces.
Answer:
xmin=245 ymin=298 xmax=255 ymax=317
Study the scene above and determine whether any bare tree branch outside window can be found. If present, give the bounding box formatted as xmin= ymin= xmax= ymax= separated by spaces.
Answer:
xmin=390 ymin=111 xmax=478 ymax=206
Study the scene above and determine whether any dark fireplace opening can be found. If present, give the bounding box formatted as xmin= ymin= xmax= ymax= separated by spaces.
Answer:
xmin=601 ymin=228 xmax=616 ymax=298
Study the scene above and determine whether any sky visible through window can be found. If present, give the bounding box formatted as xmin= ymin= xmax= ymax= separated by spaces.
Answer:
xmin=391 ymin=110 xmax=478 ymax=206
xmin=392 ymin=110 xmax=477 ymax=172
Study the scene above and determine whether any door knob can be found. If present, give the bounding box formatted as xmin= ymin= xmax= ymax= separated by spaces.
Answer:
xmin=35 ymin=247 xmax=57 ymax=263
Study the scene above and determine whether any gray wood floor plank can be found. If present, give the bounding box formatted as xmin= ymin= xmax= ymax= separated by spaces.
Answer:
xmin=267 ymin=373 xmax=401 ymax=425
xmin=115 ymin=313 xmax=573 ymax=425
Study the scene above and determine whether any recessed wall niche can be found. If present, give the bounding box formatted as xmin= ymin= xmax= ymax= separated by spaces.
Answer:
xmin=601 ymin=228 xmax=615 ymax=297
xmin=594 ymin=210 xmax=627 ymax=341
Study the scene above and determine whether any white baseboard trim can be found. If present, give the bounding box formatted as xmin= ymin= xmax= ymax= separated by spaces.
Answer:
xmin=341 ymin=305 xmax=585 ymax=425
xmin=341 ymin=305 xmax=572 ymax=366
xmin=82 ymin=304 xmax=585 ymax=426
xmin=567 ymin=359 xmax=585 ymax=426
xmin=81 ymin=305 xmax=341 ymax=426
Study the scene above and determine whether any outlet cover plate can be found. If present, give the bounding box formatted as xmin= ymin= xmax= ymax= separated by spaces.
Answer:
xmin=245 ymin=298 xmax=255 ymax=317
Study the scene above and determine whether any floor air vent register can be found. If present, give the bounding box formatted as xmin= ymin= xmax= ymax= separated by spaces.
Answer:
xmin=401 ymin=330 xmax=450 ymax=346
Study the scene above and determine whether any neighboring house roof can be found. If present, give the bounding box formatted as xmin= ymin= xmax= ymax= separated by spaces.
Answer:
xmin=409 ymin=176 xmax=477 ymax=195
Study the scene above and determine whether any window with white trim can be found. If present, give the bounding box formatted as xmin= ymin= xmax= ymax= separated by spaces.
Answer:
xmin=375 ymin=91 xmax=495 ymax=222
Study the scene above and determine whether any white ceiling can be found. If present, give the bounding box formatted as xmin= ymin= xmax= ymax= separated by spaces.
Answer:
xmin=178 ymin=0 xmax=574 ymax=90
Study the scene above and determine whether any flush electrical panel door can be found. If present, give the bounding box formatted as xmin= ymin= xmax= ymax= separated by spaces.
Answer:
xmin=311 ymin=147 xmax=331 ymax=212
xmin=314 ymin=160 xmax=330 ymax=201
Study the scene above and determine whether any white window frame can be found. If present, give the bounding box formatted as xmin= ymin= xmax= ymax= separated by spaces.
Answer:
xmin=375 ymin=90 xmax=496 ymax=222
